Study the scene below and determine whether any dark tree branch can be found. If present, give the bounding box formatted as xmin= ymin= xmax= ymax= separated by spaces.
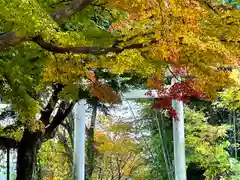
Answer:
xmin=0 ymin=32 xmax=28 ymax=48
xmin=45 ymin=101 xmax=74 ymax=139
xmin=40 ymin=103 xmax=52 ymax=126
xmin=202 ymin=0 xmax=218 ymax=14
xmin=0 ymin=136 xmax=18 ymax=149
xmin=40 ymin=83 xmax=65 ymax=126
xmin=220 ymin=37 xmax=240 ymax=44
xmin=51 ymin=0 xmax=94 ymax=22
xmin=33 ymin=36 xmax=157 ymax=55
xmin=52 ymin=83 xmax=65 ymax=104
xmin=32 ymin=36 xmax=121 ymax=54
xmin=0 ymin=0 xmax=93 ymax=48
xmin=0 ymin=31 xmax=157 ymax=55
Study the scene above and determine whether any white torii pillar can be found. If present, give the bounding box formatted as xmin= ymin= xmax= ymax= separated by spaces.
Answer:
xmin=73 ymin=89 xmax=186 ymax=180
xmin=171 ymin=78 xmax=186 ymax=180
xmin=73 ymin=100 xmax=87 ymax=180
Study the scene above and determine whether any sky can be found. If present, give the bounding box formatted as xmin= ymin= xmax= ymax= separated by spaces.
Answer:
xmin=0 ymin=150 xmax=16 ymax=180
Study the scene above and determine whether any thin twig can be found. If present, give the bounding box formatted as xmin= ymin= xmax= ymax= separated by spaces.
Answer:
xmin=166 ymin=65 xmax=182 ymax=82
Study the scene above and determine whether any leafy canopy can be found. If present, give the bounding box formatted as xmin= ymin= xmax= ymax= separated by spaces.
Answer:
xmin=0 ymin=0 xmax=239 ymax=123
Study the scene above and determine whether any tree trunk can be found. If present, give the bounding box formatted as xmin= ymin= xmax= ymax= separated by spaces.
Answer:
xmin=86 ymin=98 xmax=98 ymax=179
xmin=16 ymin=129 xmax=41 ymax=180
xmin=7 ymin=148 xmax=10 ymax=180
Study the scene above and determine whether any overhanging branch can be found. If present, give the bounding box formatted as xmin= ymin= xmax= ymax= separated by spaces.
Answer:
xmin=33 ymin=36 xmax=157 ymax=55
xmin=0 ymin=0 xmax=94 ymax=49
xmin=0 ymin=32 xmax=157 ymax=55
xmin=33 ymin=36 xmax=121 ymax=54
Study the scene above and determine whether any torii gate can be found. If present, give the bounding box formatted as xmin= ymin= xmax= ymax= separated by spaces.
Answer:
xmin=73 ymin=80 xmax=186 ymax=180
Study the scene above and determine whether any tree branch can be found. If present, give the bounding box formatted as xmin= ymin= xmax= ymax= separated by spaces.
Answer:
xmin=0 ymin=0 xmax=93 ymax=48
xmin=45 ymin=101 xmax=74 ymax=139
xmin=40 ymin=83 xmax=65 ymax=126
xmin=33 ymin=36 xmax=157 ymax=55
xmin=51 ymin=0 xmax=94 ymax=22
xmin=0 ymin=29 xmax=157 ymax=55
xmin=0 ymin=32 xmax=28 ymax=48
xmin=0 ymin=136 xmax=18 ymax=149
xmin=32 ymin=36 xmax=121 ymax=54
xmin=202 ymin=0 xmax=218 ymax=14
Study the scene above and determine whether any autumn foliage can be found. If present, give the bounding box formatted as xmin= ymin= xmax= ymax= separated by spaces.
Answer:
xmin=146 ymin=78 xmax=204 ymax=119
xmin=91 ymin=82 xmax=121 ymax=104
xmin=107 ymin=0 xmax=238 ymax=101
xmin=2 ymin=0 xmax=240 ymax=179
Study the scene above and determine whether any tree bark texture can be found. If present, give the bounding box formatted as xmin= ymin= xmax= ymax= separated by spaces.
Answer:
xmin=16 ymin=129 xmax=41 ymax=180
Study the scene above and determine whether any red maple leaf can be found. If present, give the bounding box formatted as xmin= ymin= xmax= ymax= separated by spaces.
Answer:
xmin=172 ymin=67 xmax=188 ymax=76
xmin=168 ymin=108 xmax=178 ymax=120
xmin=145 ymin=90 xmax=152 ymax=97
xmin=151 ymin=79 xmax=205 ymax=120
xmin=152 ymin=98 xmax=172 ymax=109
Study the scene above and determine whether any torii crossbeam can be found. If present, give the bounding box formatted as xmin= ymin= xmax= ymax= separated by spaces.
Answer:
xmin=73 ymin=87 xmax=186 ymax=180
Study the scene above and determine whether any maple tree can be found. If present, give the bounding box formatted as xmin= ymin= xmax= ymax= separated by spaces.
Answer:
xmin=0 ymin=0 xmax=240 ymax=179
xmin=93 ymin=122 xmax=146 ymax=180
